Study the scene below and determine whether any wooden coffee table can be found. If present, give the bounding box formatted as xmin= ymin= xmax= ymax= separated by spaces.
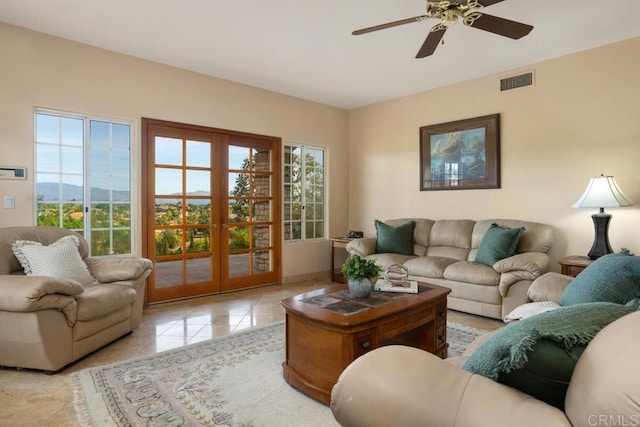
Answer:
xmin=281 ymin=282 xmax=451 ymax=404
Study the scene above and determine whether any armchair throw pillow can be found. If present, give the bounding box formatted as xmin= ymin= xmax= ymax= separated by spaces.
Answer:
xmin=559 ymin=253 xmax=640 ymax=306
xmin=475 ymin=223 xmax=524 ymax=266
xmin=12 ymin=234 xmax=97 ymax=286
xmin=374 ymin=220 xmax=415 ymax=255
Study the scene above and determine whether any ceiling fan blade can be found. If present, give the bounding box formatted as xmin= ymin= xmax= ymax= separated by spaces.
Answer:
xmin=352 ymin=15 xmax=427 ymax=35
xmin=465 ymin=13 xmax=533 ymax=39
xmin=416 ymin=25 xmax=447 ymax=58
xmin=475 ymin=0 xmax=505 ymax=6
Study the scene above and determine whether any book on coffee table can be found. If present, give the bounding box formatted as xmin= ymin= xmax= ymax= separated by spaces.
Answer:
xmin=374 ymin=279 xmax=418 ymax=294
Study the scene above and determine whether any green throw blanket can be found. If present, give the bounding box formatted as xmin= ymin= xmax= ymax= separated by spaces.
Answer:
xmin=462 ymin=302 xmax=636 ymax=380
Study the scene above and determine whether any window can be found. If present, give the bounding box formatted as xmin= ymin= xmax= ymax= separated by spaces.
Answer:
xmin=34 ymin=111 xmax=132 ymax=256
xmin=283 ymin=144 xmax=325 ymax=241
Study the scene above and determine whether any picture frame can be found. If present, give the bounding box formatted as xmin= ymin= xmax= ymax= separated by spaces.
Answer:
xmin=420 ymin=113 xmax=500 ymax=191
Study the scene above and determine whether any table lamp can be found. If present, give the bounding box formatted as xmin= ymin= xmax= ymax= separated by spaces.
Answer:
xmin=572 ymin=174 xmax=634 ymax=259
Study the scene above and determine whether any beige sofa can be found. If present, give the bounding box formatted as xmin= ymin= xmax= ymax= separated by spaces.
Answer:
xmin=346 ymin=219 xmax=553 ymax=319
xmin=0 ymin=226 xmax=152 ymax=373
xmin=331 ymin=275 xmax=640 ymax=426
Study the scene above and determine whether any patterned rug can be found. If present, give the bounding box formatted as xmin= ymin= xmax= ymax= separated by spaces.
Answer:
xmin=73 ymin=321 xmax=486 ymax=427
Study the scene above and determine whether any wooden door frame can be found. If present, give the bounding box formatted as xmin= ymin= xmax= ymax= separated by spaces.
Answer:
xmin=141 ymin=118 xmax=282 ymax=305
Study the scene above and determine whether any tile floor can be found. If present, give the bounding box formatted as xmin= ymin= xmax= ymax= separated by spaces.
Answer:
xmin=0 ymin=280 xmax=503 ymax=426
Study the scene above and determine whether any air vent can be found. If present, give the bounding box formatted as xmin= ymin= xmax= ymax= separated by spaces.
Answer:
xmin=500 ymin=72 xmax=534 ymax=91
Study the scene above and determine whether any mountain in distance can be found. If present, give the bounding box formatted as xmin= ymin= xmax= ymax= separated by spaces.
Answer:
xmin=36 ymin=182 xmax=130 ymax=202
xmin=37 ymin=182 xmax=210 ymax=204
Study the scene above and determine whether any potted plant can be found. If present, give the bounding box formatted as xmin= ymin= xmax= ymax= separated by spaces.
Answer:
xmin=341 ymin=255 xmax=381 ymax=297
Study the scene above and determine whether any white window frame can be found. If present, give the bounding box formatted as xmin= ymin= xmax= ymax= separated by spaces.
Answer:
xmin=283 ymin=143 xmax=326 ymax=242
xmin=34 ymin=109 xmax=134 ymax=256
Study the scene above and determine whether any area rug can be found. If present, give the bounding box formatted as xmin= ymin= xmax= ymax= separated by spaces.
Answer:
xmin=73 ymin=321 xmax=486 ymax=427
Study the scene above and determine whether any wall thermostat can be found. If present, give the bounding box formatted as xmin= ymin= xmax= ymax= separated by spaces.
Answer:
xmin=0 ymin=167 xmax=27 ymax=180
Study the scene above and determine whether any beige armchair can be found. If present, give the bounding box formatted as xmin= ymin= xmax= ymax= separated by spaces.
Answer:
xmin=331 ymin=272 xmax=640 ymax=426
xmin=0 ymin=226 xmax=152 ymax=373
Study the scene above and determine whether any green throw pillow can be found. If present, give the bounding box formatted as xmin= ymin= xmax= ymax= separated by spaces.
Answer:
xmin=498 ymin=339 xmax=586 ymax=410
xmin=375 ymin=220 xmax=415 ymax=255
xmin=462 ymin=302 xmax=636 ymax=407
xmin=559 ymin=253 xmax=640 ymax=306
xmin=475 ymin=223 xmax=525 ymax=266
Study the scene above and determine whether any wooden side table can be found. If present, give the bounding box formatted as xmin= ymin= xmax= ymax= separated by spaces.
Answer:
xmin=330 ymin=238 xmax=352 ymax=283
xmin=558 ymin=255 xmax=594 ymax=277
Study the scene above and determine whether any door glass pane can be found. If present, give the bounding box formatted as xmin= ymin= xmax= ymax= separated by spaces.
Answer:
xmin=186 ymin=200 xmax=211 ymax=225
xmin=229 ymin=145 xmax=250 ymax=170
xmin=186 ymin=170 xmax=210 ymax=195
xmin=113 ymin=204 xmax=131 ymax=228
xmin=155 ymin=137 xmax=182 ymax=165
xmin=155 ymin=199 xmax=182 ymax=226
xmin=187 ymin=257 xmax=211 ymax=283
xmin=155 ymin=168 xmax=182 ymax=195
xmin=254 ymin=250 xmax=272 ymax=273
xmin=155 ymin=260 xmax=183 ymax=288
xmin=229 ymin=172 xmax=250 ymax=197
xmin=229 ymin=253 xmax=250 ymax=277
xmin=186 ymin=140 xmax=210 ymax=168
xmin=155 ymin=229 xmax=183 ymax=256
xmin=254 ymin=149 xmax=271 ymax=171
xmin=252 ymin=200 xmax=271 ymax=222
xmin=228 ymin=199 xmax=249 ymax=223
xmin=253 ymin=225 xmax=270 ymax=248
xmin=252 ymin=175 xmax=270 ymax=197
xmin=186 ymin=227 xmax=210 ymax=253
xmin=229 ymin=226 xmax=249 ymax=250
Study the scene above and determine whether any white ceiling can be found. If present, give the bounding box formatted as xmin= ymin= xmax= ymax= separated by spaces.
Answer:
xmin=2 ymin=0 xmax=640 ymax=109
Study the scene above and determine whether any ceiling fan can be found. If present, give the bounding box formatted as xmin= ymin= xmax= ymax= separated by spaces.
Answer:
xmin=352 ymin=0 xmax=533 ymax=58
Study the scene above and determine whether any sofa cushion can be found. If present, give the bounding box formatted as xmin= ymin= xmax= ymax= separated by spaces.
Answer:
xmin=444 ymin=261 xmax=500 ymax=286
xmin=375 ymin=220 xmax=415 ymax=255
xmin=403 ymin=256 xmax=458 ymax=279
xmin=11 ymin=235 xmax=97 ymax=287
xmin=559 ymin=253 xmax=640 ymax=306
xmin=75 ymin=283 xmax=137 ymax=321
xmin=366 ymin=253 xmax=415 ymax=271
xmin=475 ymin=224 xmax=524 ymax=267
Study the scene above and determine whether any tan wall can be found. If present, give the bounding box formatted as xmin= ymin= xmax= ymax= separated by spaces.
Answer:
xmin=0 ymin=22 xmax=350 ymax=279
xmin=349 ymin=37 xmax=640 ymax=271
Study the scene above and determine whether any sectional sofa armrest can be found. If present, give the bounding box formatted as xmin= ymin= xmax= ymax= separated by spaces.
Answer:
xmin=494 ymin=253 xmax=550 ymax=297
xmin=85 ymin=257 xmax=153 ymax=284
xmin=527 ymin=272 xmax=573 ymax=303
xmin=0 ymin=275 xmax=82 ymax=326
xmin=331 ymin=345 xmax=570 ymax=427
xmin=345 ymin=238 xmax=377 ymax=258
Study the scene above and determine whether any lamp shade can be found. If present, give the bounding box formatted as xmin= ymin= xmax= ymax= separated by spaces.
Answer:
xmin=572 ymin=175 xmax=634 ymax=209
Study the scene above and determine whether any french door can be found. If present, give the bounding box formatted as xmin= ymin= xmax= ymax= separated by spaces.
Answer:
xmin=142 ymin=118 xmax=281 ymax=303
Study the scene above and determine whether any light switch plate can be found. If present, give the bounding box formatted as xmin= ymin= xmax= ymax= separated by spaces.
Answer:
xmin=3 ymin=196 xmax=15 ymax=209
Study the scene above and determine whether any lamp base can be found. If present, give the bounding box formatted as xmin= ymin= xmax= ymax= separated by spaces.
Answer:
xmin=587 ymin=213 xmax=613 ymax=260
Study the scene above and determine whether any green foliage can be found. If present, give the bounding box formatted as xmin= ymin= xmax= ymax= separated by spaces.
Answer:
xmin=341 ymin=255 xmax=381 ymax=280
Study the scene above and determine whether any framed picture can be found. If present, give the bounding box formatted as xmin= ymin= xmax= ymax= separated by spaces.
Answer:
xmin=420 ymin=114 xmax=500 ymax=191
